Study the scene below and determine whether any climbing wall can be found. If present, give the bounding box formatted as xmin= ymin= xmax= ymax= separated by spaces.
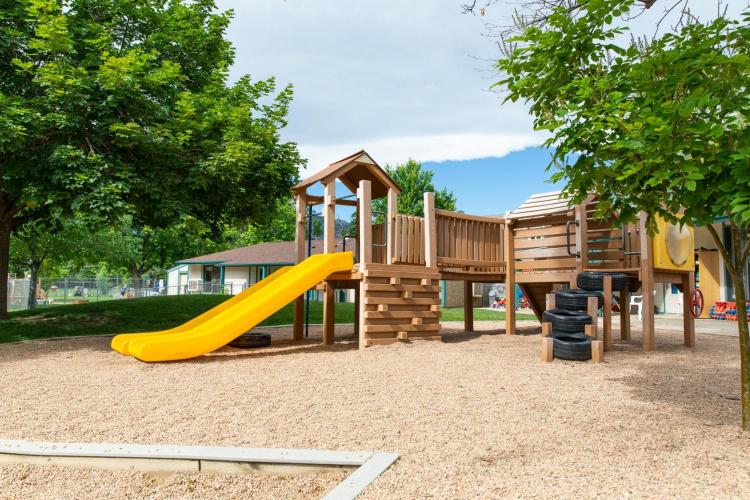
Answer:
xmin=359 ymin=264 xmax=441 ymax=346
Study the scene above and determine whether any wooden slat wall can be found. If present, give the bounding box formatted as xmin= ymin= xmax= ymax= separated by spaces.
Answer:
xmin=392 ymin=214 xmax=425 ymax=265
xmin=434 ymin=210 xmax=505 ymax=272
xmin=584 ymin=200 xmax=641 ymax=270
xmin=372 ymin=222 xmax=387 ymax=264
xmin=513 ymin=218 xmax=578 ymax=274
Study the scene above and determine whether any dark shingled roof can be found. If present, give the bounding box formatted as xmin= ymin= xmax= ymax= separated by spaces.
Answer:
xmin=176 ymin=240 xmax=354 ymax=267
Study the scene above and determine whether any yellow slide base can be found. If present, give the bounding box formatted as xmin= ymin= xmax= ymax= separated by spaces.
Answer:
xmin=112 ymin=252 xmax=354 ymax=362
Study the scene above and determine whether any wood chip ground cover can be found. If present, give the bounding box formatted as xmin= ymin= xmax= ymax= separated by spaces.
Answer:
xmin=0 ymin=321 xmax=748 ymax=498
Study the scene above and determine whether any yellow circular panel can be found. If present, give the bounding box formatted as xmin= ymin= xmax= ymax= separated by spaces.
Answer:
xmin=665 ymin=222 xmax=692 ymax=266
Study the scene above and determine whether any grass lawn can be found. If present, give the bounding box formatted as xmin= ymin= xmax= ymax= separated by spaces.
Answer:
xmin=0 ymin=296 xmax=535 ymax=344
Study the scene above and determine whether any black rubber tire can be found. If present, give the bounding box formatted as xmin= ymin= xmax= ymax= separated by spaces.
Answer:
xmin=576 ymin=272 xmax=628 ymax=292
xmin=554 ymin=289 xmax=603 ymax=311
xmin=549 ymin=331 xmax=590 ymax=341
xmin=228 ymin=333 xmax=271 ymax=349
xmin=553 ymin=335 xmax=592 ymax=361
xmin=541 ymin=308 xmax=592 ymax=334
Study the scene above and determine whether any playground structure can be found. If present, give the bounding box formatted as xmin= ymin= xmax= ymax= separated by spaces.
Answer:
xmin=112 ymin=150 xmax=696 ymax=361
xmin=291 ymin=150 xmax=696 ymax=353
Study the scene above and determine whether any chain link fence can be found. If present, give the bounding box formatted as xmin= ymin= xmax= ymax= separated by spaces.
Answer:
xmin=8 ymin=277 xmax=244 ymax=313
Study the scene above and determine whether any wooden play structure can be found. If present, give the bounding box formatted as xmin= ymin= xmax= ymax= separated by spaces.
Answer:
xmin=291 ymin=151 xmax=696 ymax=354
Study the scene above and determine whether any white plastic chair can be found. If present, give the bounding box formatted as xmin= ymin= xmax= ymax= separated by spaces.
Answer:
xmin=630 ymin=295 xmax=644 ymax=318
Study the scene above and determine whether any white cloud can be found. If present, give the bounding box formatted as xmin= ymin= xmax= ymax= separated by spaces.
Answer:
xmin=299 ymin=132 xmax=543 ymax=174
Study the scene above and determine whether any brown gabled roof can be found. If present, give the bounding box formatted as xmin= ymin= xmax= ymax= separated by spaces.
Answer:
xmin=176 ymin=240 xmax=355 ymax=267
xmin=293 ymin=150 xmax=401 ymax=199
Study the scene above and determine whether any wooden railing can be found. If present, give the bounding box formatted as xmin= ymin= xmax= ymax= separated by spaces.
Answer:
xmin=392 ymin=214 xmax=425 ymax=265
xmin=434 ymin=209 xmax=505 ymax=271
xmin=372 ymin=222 xmax=387 ymax=264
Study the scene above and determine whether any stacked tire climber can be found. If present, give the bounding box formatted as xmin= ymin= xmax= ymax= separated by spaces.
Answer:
xmin=541 ymin=272 xmax=628 ymax=361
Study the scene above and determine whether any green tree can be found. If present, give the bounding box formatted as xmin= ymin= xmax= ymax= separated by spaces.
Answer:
xmin=0 ymin=0 xmax=301 ymax=318
xmin=9 ymin=215 xmax=92 ymax=309
xmin=373 ymin=159 xmax=457 ymax=221
xmin=497 ymin=1 xmax=750 ymax=429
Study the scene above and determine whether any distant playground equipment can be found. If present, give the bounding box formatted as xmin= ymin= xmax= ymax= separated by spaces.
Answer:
xmin=112 ymin=150 xmax=697 ymax=362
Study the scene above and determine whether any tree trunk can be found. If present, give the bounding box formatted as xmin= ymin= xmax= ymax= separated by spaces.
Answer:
xmin=0 ymin=218 xmax=10 ymax=320
xmin=729 ymin=224 xmax=750 ymax=432
xmin=26 ymin=262 xmax=42 ymax=311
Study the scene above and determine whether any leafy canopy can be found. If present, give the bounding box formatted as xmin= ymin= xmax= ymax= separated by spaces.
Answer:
xmin=0 ymin=0 xmax=302 ymax=315
xmin=497 ymin=0 xmax=750 ymax=232
xmin=373 ymin=159 xmax=457 ymax=221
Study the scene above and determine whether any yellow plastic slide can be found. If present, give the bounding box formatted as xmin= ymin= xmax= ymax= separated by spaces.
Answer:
xmin=111 ymin=252 xmax=354 ymax=362
xmin=111 ymin=266 xmax=293 ymax=356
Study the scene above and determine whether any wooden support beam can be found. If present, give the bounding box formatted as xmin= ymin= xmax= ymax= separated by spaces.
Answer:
xmin=411 ymin=317 xmax=423 ymax=326
xmin=546 ymin=293 xmax=556 ymax=311
xmin=504 ymin=219 xmax=516 ymax=335
xmin=542 ymin=337 xmax=554 ymax=362
xmin=377 ymin=304 xmax=389 ymax=312
xmin=293 ymin=192 xmax=307 ymax=341
xmin=323 ymin=283 xmax=335 ymax=345
xmin=358 ymin=280 xmax=366 ymax=349
xmin=585 ymin=324 xmax=597 ymax=339
xmin=389 ymin=277 xmax=400 ymax=285
xmin=464 ymin=281 xmax=474 ymax=332
xmin=386 ymin=189 xmax=397 ymax=265
xmin=353 ymin=286 xmax=360 ymax=337
xmin=620 ymin=288 xmax=630 ymax=341
xmin=423 ymin=192 xmax=437 ymax=268
xmin=358 ymin=181 xmax=372 ymax=265
xmin=403 ymin=290 xmax=413 ymax=299
xmin=603 ymin=275 xmax=612 ymax=351
xmin=397 ymin=331 xmax=408 ymax=340
xmin=591 ymin=340 xmax=604 ymax=363
xmin=640 ymin=212 xmax=655 ymax=351
xmin=541 ymin=322 xmax=552 ymax=337
xmin=323 ymin=182 xmax=336 ymax=254
xmin=682 ymin=271 xmax=696 ymax=348
xmin=587 ymin=296 xmax=599 ymax=338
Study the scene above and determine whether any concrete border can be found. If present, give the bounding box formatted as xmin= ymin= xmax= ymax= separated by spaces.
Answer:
xmin=0 ymin=440 xmax=397 ymax=499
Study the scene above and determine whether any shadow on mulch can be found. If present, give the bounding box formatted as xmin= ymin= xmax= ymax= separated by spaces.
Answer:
xmin=614 ymin=335 xmax=742 ymax=425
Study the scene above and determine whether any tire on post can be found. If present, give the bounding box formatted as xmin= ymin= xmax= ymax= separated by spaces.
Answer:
xmin=541 ymin=308 xmax=592 ymax=334
xmin=576 ymin=272 xmax=628 ymax=292
xmin=554 ymin=289 xmax=603 ymax=311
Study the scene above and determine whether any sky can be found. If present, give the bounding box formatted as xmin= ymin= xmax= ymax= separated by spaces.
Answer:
xmin=216 ymin=0 xmax=747 ymax=215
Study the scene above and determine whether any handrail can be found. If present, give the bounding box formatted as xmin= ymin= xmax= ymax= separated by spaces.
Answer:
xmin=434 ymin=209 xmax=505 ymax=225
xmin=565 ymin=220 xmax=580 ymax=257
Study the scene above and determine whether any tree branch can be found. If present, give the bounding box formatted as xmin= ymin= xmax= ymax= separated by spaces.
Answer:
xmin=706 ymin=223 xmax=737 ymax=277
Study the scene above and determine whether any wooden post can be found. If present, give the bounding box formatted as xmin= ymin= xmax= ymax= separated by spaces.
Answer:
xmin=591 ymin=340 xmax=604 ymax=363
xmin=587 ymin=296 xmax=598 ymax=338
xmin=423 ymin=192 xmax=437 ymax=268
xmin=542 ymin=322 xmax=552 ymax=337
xmin=358 ymin=280 xmax=366 ymax=349
xmin=293 ymin=191 xmax=307 ymax=341
xmin=464 ymin=281 xmax=474 ymax=332
xmin=640 ymin=212 xmax=655 ymax=351
xmin=546 ymin=293 xmax=556 ymax=311
xmin=386 ymin=189 xmax=397 ymax=265
xmin=323 ymin=181 xmax=336 ymax=254
xmin=574 ymin=203 xmax=589 ymax=273
xmin=358 ymin=181 xmax=372 ymax=265
xmin=321 ymin=182 xmax=337 ymax=344
xmin=504 ymin=219 xmax=516 ymax=335
xmin=682 ymin=271 xmax=696 ymax=348
xmin=585 ymin=324 xmax=597 ymax=339
xmin=603 ymin=275 xmax=612 ymax=351
xmin=353 ymin=286 xmax=360 ymax=336
xmin=542 ymin=337 xmax=554 ymax=362
xmin=620 ymin=287 xmax=630 ymax=341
